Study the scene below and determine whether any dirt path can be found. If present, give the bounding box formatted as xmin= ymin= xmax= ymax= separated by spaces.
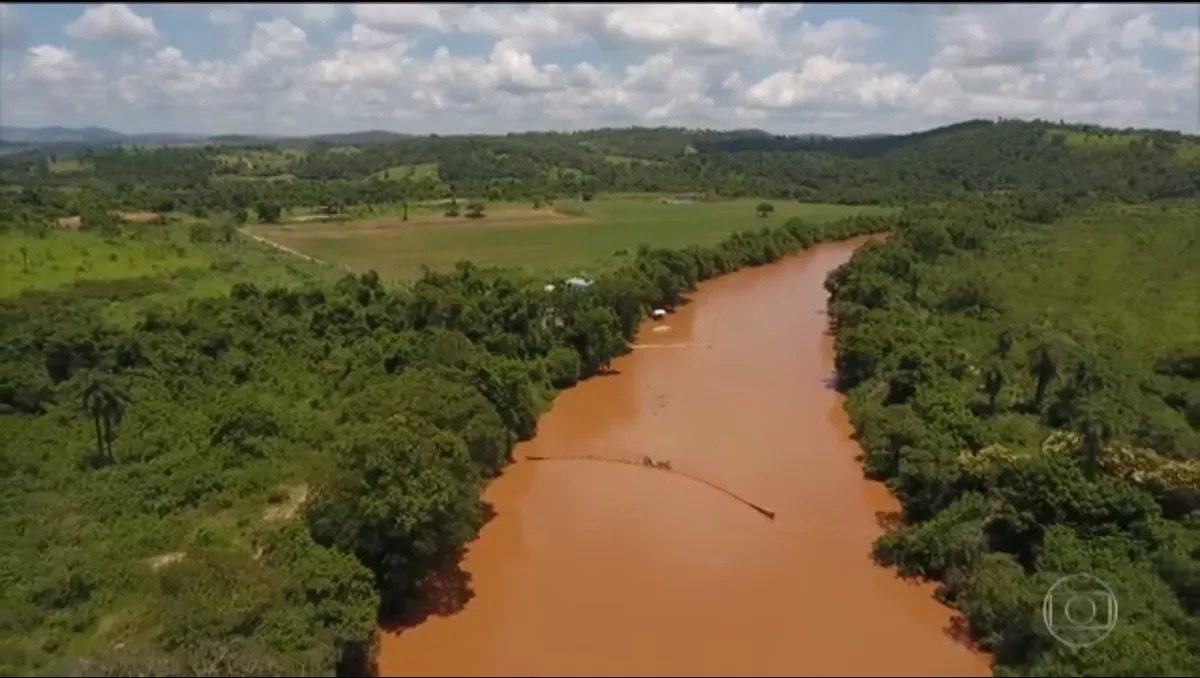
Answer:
xmin=240 ymin=228 xmax=353 ymax=272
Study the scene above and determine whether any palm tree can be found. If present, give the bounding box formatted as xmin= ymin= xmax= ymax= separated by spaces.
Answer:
xmin=1074 ymin=396 xmax=1116 ymax=476
xmin=1028 ymin=342 xmax=1058 ymax=409
xmin=984 ymin=361 xmax=1007 ymax=414
xmin=995 ymin=328 xmax=1014 ymax=358
xmin=79 ymin=372 xmax=133 ymax=464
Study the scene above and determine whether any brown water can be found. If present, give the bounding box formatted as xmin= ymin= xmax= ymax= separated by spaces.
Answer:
xmin=378 ymin=236 xmax=991 ymax=676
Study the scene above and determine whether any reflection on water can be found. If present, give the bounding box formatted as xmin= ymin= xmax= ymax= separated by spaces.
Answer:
xmin=378 ymin=237 xmax=991 ymax=676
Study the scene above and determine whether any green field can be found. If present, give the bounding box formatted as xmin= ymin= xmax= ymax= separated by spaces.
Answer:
xmin=951 ymin=202 xmax=1200 ymax=370
xmin=1 ymin=224 xmax=341 ymax=328
xmin=603 ymin=154 xmax=665 ymax=166
xmin=1051 ymin=130 xmax=1200 ymax=162
xmin=369 ymin=163 xmax=439 ymax=182
xmin=214 ymin=148 xmax=306 ymax=175
xmin=1 ymin=230 xmax=210 ymax=298
xmin=252 ymin=197 xmax=891 ymax=280
xmin=46 ymin=158 xmax=92 ymax=174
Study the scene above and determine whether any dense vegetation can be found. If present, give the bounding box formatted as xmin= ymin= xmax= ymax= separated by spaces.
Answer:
xmin=826 ymin=200 xmax=1200 ymax=674
xmin=3 ymin=118 xmax=1199 ymax=676
xmin=0 ymin=198 xmax=892 ymax=674
xmin=2 ymin=119 xmax=1198 ymax=230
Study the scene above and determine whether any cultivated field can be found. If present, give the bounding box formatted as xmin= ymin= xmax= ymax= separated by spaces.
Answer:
xmin=252 ymin=197 xmax=892 ymax=280
xmin=0 ymin=223 xmax=339 ymax=327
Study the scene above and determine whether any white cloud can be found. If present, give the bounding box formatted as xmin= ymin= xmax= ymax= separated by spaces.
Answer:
xmin=244 ymin=18 xmax=308 ymax=65
xmin=23 ymin=44 xmax=99 ymax=84
xmin=115 ymin=46 xmax=229 ymax=107
xmin=452 ymin=4 xmax=581 ymax=45
xmin=338 ymin=22 xmax=411 ymax=50
xmin=3 ymin=3 xmax=1196 ymax=136
xmin=285 ymin=4 xmax=341 ymax=27
xmin=1160 ymin=26 xmax=1199 ymax=54
xmin=595 ymin=3 xmax=799 ymax=55
xmin=1 ymin=3 xmax=28 ymax=50
xmin=65 ymin=3 xmax=159 ymax=45
xmin=309 ymin=47 xmax=404 ymax=87
xmin=2 ymin=45 xmax=108 ymax=124
xmin=795 ymin=18 xmax=880 ymax=57
xmin=364 ymin=3 xmax=806 ymax=55
xmin=198 ymin=3 xmax=341 ymax=27
xmin=487 ymin=39 xmax=561 ymax=93
xmin=351 ymin=3 xmax=451 ymax=34
xmin=932 ymin=4 xmax=1159 ymax=68
xmin=206 ymin=5 xmax=242 ymax=26
xmin=745 ymin=56 xmax=914 ymax=110
xmin=1117 ymin=13 xmax=1156 ymax=52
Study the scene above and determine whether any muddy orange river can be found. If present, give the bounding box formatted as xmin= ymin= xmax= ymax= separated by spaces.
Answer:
xmin=378 ymin=236 xmax=991 ymax=676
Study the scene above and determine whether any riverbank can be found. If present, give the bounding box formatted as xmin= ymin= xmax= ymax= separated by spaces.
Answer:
xmin=377 ymin=235 xmax=990 ymax=676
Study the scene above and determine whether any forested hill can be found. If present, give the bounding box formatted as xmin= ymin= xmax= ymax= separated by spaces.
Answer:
xmin=2 ymin=119 xmax=1199 ymax=229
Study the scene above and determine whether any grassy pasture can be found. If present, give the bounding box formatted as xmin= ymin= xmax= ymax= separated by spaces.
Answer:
xmin=46 ymin=158 xmax=93 ymax=174
xmin=1 ymin=230 xmax=210 ymax=298
xmin=251 ymin=196 xmax=892 ymax=280
xmin=952 ymin=201 xmax=1200 ymax=370
xmin=214 ymin=148 xmax=306 ymax=175
xmin=1050 ymin=130 xmax=1200 ymax=162
xmin=369 ymin=163 xmax=440 ymax=182
xmin=0 ymin=224 xmax=340 ymax=328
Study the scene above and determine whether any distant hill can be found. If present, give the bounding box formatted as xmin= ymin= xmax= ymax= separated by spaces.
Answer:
xmin=308 ymin=130 xmax=411 ymax=145
xmin=2 ymin=119 xmax=1196 ymax=204
xmin=0 ymin=126 xmax=411 ymax=150
xmin=692 ymin=120 xmax=997 ymax=157
xmin=0 ymin=125 xmax=128 ymax=145
xmin=0 ymin=125 xmax=204 ymax=148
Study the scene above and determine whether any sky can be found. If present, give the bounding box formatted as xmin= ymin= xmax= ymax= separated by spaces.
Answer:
xmin=0 ymin=3 xmax=1197 ymax=137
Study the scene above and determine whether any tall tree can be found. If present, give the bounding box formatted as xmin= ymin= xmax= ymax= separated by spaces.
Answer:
xmin=1073 ymin=396 xmax=1118 ymax=476
xmin=1028 ymin=342 xmax=1058 ymax=409
xmin=996 ymin=328 xmax=1014 ymax=358
xmin=256 ymin=202 xmax=282 ymax=224
xmin=306 ymin=415 xmax=483 ymax=612
xmin=78 ymin=371 xmax=133 ymax=464
xmin=983 ymin=361 xmax=1007 ymax=414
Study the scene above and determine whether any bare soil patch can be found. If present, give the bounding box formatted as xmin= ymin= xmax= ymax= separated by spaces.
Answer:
xmin=147 ymin=551 xmax=186 ymax=570
xmin=118 ymin=211 xmax=161 ymax=223
xmin=263 ymin=484 xmax=309 ymax=521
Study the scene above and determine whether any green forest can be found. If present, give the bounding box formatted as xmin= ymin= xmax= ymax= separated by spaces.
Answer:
xmin=2 ymin=119 xmax=1199 ymax=230
xmin=827 ymin=200 xmax=1199 ymax=674
xmin=2 ymin=119 xmax=1199 ymax=676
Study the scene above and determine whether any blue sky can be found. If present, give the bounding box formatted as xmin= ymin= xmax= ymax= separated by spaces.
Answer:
xmin=1 ymin=3 xmax=1197 ymax=136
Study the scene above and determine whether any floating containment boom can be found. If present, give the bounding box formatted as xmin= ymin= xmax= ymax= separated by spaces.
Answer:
xmin=523 ymin=453 xmax=776 ymax=520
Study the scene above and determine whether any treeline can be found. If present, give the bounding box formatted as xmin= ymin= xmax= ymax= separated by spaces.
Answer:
xmin=825 ymin=200 xmax=1200 ymax=674
xmin=3 ymin=120 xmax=1198 ymax=230
xmin=0 ymin=211 xmax=894 ymax=675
